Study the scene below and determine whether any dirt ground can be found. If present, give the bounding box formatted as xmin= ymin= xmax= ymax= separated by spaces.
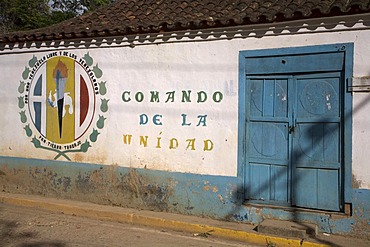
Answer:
xmin=0 ymin=203 xmax=259 ymax=247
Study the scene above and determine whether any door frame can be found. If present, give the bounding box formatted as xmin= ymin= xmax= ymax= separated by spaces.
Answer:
xmin=238 ymin=43 xmax=354 ymax=210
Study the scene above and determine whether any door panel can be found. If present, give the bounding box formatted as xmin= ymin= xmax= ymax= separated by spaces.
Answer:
xmin=250 ymin=79 xmax=288 ymax=118
xmin=249 ymin=163 xmax=289 ymax=202
xmin=247 ymin=77 xmax=290 ymax=204
xmin=293 ymin=168 xmax=317 ymax=209
xmin=293 ymin=168 xmax=340 ymax=211
xmin=249 ymin=164 xmax=270 ymax=201
xmin=248 ymin=122 xmax=288 ymax=161
xmin=294 ymin=122 xmax=340 ymax=166
xmin=245 ymin=52 xmax=344 ymax=74
xmin=292 ymin=73 xmax=342 ymax=211
xmin=317 ymin=169 xmax=340 ymax=210
xmin=246 ymin=72 xmax=343 ymax=211
xmin=296 ymin=73 xmax=340 ymax=118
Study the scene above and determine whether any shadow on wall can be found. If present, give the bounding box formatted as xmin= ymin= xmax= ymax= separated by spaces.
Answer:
xmin=231 ymin=93 xmax=370 ymax=243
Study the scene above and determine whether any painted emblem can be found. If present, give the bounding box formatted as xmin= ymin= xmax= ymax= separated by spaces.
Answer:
xmin=18 ymin=51 xmax=108 ymax=160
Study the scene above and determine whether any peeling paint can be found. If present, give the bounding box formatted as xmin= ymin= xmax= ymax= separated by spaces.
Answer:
xmin=218 ymin=194 xmax=224 ymax=203
xmin=203 ymin=185 xmax=218 ymax=193
xmin=352 ymin=174 xmax=363 ymax=189
xmin=0 ymin=161 xmax=176 ymax=212
xmin=0 ymin=157 xmax=370 ymax=239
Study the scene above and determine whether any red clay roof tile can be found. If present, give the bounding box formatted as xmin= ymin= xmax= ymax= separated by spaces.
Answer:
xmin=1 ymin=0 xmax=370 ymax=44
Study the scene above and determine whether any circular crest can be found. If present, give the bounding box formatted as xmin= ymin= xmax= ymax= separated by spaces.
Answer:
xmin=17 ymin=51 xmax=108 ymax=160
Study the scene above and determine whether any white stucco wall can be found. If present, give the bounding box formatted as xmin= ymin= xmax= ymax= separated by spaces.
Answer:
xmin=1 ymin=14 xmax=370 ymax=188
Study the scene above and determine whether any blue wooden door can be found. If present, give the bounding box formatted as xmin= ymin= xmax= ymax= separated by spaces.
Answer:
xmin=292 ymin=72 xmax=342 ymax=211
xmin=246 ymin=72 xmax=343 ymax=211
xmin=246 ymin=76 xmax=292 ymax=205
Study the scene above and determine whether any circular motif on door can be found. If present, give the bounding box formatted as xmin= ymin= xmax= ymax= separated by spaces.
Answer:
xmin=251 ymin=123 xmax=286 ymax=157
xmin=297 ymin=124 xmax=337 ymax=161
xmin=251 ymin=82 xmax=287 ymax=115
xmin=299 ymin=80 xmax=338 ymax=115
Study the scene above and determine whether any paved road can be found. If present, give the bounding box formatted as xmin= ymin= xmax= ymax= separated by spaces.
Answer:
xmin=0 ymin=203 xmax=259 ymax=247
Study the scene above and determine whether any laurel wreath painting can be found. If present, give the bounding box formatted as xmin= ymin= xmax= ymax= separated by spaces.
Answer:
xmin=17 ymin=52 xmax=108 ymax=161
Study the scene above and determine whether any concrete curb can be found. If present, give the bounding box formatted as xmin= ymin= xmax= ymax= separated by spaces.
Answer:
xmin=0 ymin=193 xmax=329 ymax=247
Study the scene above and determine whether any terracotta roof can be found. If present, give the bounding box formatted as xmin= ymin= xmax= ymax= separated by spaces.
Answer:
xmin=2 ymin=0 xmax=370 ymax=44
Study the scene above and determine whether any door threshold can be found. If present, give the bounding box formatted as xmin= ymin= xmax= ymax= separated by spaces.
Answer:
xmin=243 ymin=202 xmax=351 ymax=218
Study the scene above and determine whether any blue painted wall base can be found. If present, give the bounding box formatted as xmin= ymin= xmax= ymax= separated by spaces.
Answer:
xmin=0 ymin=156 xmax=369 ymax=238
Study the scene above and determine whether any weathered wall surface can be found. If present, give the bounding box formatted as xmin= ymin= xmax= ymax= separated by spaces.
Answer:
xmin=1 ymin=14 xmax=370 ymax=237
xmin=0 ymin=158 xmax=241 ymax=218
xmin=0 ymin=158 xmax=369 ymax=238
